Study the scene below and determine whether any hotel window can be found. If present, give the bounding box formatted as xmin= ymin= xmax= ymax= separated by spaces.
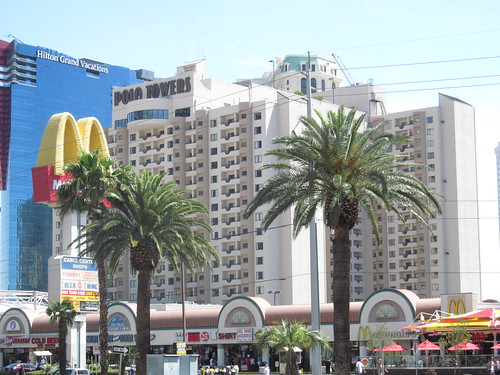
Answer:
xmin=254 ymin=126 xmax=262 ymax=134
xmin=130 ymin=160 xmax=136 ymax=166
xmin=427 ymin=152 xmax=434 ymax=159
xmin=301 ymin=78 xmax=306 ymax=94
xmin=255 ymin=213 xmax=263 ymax=221
xmin=255 ymin=155 xmax=262 ymax=163
xmin=311 ymin=78 xmax=317 ymax=92
xmin=388 ymin=227 xmax=395 ymax=234
xmin=389 ymin=239 xmax=395 ymax=246
xmin=256 ymin=242 xmax=264 ymax=250
xmin=254 ymin=141 xmax=262 ymax=149
xmin=389 ymin=263 xmax=396 ymax=269
xmin=211 ymin=218 xmax=218 ymax=225
xmin=175 ymin=107 xmax=190 ymax=117
xmin=212 ymin=289 xmax=219 ymax=297
xmin=431 ymin=284 xmax=439 ymax=291
xmin=426 ymin=116 xmax=434 ymax=124
xmin=211 ymin=204 xmax=218 ymax=211
xmin=254 ymin=112 xmax=262 ymax=120
xmin=389 ymin=251 xmax=395 ymax=257
xmin=55 ymin=234 xmax=61 ymax=241
xmin=211 ymin=189 xmax=218 ymax=197
xmin=427 ymin=128 xmax=434 ymax=135
xmin=256 ymin=272 xmax=264 ymax=280
xmin=210 ymin=133 xmax=217 ymax=141
xmin=255 ymin=170 xmax=262 ymax=177
xmin=255 ymin=184 xmax=261 ymax=192
xmin=256 ymin=257 xmax=264 ymax=265
xmin=56 ymin=221 xmax=60 ymax=229
xmin=130 ymin=294 xmax=136 ymax=301
xmin=211 ymin=147 xmax=218 ymax=155
xmin=427 ymin=140 xmax=434 ymax=147
xmin=129 ymin=147 xmax=136 ymax=154
xmin=130 ymin=134 xmax=136 ymax=141
xmin=211 ymin=162 xmax=218 ymax=169
xmin=212 ymin=275 xmax=219 ymax=282
xmin=256 ymin=286 xmax=264 ymax=295
xmin=130 ymin=280 xmax=137 ymax=288
xmin=211 ymin=176 xmax=217 ymax=183
xmin=390 ymin=274 xmax=396 ymax=282
xmin=167 ymin=141 xmax=173 ymax=148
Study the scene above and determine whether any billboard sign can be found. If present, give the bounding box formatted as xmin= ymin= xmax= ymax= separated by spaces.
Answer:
xmin=60 ymin=256 xmax=99 ymax=311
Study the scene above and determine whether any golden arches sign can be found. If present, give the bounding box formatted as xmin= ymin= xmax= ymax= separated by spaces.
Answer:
xmin=36 ymin=112 xmax=110 ymax=175
xmin=32 ymin=112 xmax=110 ymax=203
xmin=448 ymin=299 xmax=466 ymax=315
xmin=357 ymin=326 xmax=373 ymax=341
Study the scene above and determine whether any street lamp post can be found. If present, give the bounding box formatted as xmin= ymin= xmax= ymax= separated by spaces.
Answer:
xmin=306 ymin=52 xmax=322 ymax=375
xmin=269 ymin=60 xmax=275 ymax=88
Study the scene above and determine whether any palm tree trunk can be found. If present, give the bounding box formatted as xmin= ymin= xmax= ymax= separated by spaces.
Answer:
xmin=136 ymin=268 xmax=152 ymax=374
xmin=97 ymin=257 xmax=109 ymax=375
xmin=332 ymin=222 xmax=351 ymax=375
xmin=59 ymin=321 xmax=67 ymax=375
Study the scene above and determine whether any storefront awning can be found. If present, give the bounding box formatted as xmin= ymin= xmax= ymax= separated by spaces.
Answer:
xmin=34 ymin=350 xmax=52 ymax=356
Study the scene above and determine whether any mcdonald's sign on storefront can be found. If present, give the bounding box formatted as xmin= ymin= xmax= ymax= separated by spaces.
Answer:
xmin=32 ymin=112 xmax=110 ymax=203
xmin=357 ymin=326 xmax=373 ymax=341
xmin=448 ymin=298 xmax=466 ymax=315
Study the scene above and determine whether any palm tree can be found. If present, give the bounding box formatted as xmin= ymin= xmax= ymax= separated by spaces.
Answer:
xmin=77 ymin=170 xmax=219 ymax=374
xmin=46 ymin=298 xmax=77 ymax=375
xmin=56 ymin=150 xmax=132 ymax=375
xmin=245 ymin=106 xmax=441 ymax=375
xmin=255 ymin=320 xmax=331 ymax=375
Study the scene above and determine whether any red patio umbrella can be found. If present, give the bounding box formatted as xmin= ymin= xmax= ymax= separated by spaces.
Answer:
xmin=374 ymin=342 xmax=407 ymax=352
xmin=417 ymin=340 xmax=441 ymax=351
xmin=448 ymin=341 xmax=480 ymax=351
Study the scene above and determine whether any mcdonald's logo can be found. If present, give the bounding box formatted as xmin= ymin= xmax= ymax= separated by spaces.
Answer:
xmin=448 ymin=298 xmax=466 ymax=315
xmin=357 ymin=325 xmax=373 ymax=341
xmin=32 ymin=112 xmax=110 ymax=203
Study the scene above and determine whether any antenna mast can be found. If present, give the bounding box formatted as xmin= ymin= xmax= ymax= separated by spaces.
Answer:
xmin=332 ymin=53 xmax=355 ymax=86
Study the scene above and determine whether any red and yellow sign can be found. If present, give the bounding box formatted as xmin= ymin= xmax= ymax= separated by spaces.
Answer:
xmin=32 ymin=112 xmax=110 ymax=203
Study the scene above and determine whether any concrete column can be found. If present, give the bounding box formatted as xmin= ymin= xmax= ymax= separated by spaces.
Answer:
xmin=262 ymin=347 xmax=270 ymax=365
xmin=359 ymin=341 xmax=368 ymax=358
xmin=67 ymin=315 xmax=87 ymax=368
xmin=217 ymin=344 xmax=225 ymax=367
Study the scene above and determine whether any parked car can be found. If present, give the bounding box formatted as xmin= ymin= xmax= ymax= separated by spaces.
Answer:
xmin=3 ymin=363 xmax=37 ymax=373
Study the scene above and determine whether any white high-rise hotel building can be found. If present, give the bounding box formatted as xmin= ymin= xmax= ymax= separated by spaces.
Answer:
xmin=70 ymin=55 xmax=480 ymax=306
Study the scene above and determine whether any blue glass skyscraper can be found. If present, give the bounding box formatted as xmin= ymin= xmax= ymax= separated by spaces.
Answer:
xmin=0 ymin=38 xmax=150 ymax=291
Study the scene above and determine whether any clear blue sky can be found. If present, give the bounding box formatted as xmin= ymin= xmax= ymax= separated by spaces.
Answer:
xmin=2 ymin=0 xmax=500 ymax=299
